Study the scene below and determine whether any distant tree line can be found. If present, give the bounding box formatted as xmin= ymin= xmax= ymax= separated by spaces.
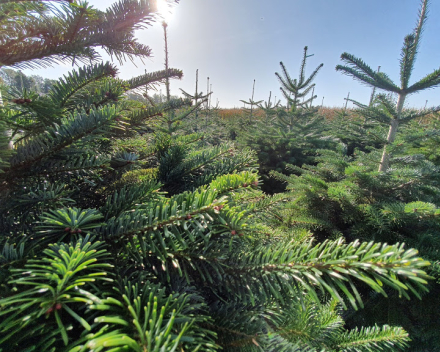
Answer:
xmin=125 ymin=91 xmax=181 ymax=105
xmin=0 ymin=68 xmax=56 ymax=94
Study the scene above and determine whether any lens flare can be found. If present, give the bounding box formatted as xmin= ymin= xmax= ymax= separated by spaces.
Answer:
xmin=156 ymin=0 xmax=173 ymax=23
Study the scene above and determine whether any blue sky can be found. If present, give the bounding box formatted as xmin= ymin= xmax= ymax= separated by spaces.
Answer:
xmin=25 ymin=0 xmax=440 ymax=108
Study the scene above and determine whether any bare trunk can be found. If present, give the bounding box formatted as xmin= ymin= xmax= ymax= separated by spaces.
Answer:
xmin=250 ymin=79 xmax=255 ymax=122
xmin=163 ymin=22 xmax=174 ymax=134
xmin=378 ymin=93 xmax=406 ymax=172
xmin=163 ymin=22 xmax=171 ymax=103
xmin=378 ymin=119 xmax=398 ymax=172
xmin=205 ymin=77 xmax=209 ymax=128
xmin=195 ymin=69 xmax=198 ymax=119
xmin=343 ymin=92 xmax=350 ymax=113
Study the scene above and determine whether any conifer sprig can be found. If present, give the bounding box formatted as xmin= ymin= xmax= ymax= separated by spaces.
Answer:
xmin=0 ymin=0 xmax=178 ymax=69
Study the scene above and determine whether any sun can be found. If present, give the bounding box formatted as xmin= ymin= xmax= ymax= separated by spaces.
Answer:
xmin=156 ymin=0 xmax=174 ymax=23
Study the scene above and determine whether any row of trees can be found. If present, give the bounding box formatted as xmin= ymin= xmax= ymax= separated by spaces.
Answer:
xmin=0 ymin=68 xmax=56 ymax=94
xmin=0 ymin=0 xmax=439 ymax=351
xmin=229 ymin=0 xmax=440 ymax=348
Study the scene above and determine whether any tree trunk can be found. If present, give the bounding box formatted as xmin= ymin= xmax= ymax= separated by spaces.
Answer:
xmin=378 ymin=93 xmax=406 ymax=172
xmin=162 ymin=22 xmax=171 ymax=103
xmin=378 ymin=119 xmax=398 ymax=172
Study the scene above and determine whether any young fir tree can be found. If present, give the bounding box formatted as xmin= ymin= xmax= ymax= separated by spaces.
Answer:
xmin=241 ymin=47 xmax=336 ymax=193
xmin=151 ymin=23 xmax=209 ymax=135
xmin=271 ymin=145 xmax=440 ymax=350
xmin=239 ymin=79 xmax=263 ymax=124
xmin=257 ymin=91 xmax=281 ymax=124
xmin=178 ymin=82 xmax=211 ymax=135
xmin=336 ymin=0 xmax=440 ymax=172
xmin=0 ymin=1 xmax=435 ymax=351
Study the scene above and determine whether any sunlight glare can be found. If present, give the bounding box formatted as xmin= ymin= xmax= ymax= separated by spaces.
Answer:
xmin=156 ymin=0 xmax=174 ymax=23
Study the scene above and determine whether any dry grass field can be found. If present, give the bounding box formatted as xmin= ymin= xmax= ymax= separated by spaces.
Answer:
xmin=217 ymin=106 xmax=438 ymax=122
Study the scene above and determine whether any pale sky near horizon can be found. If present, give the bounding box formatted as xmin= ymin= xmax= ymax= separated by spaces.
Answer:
xmin=23 ymin=0 xmax=440 ymax=109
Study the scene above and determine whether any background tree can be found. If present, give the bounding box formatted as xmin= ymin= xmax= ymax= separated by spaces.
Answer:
xmin=240 ymin=47 xmax=335 ymax=193
xmin=336 ymin=0 xmax=440 ymax=172
xmin=1 ymin=68 xmax=56 ymax=93
xmin=257 ymin=91 xmax=281 ymax=123
xmin=239 ymin=79 xmax=263 ymax=123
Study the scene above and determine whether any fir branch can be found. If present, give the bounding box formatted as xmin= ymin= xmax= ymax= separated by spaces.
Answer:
xmin=405 ymin=67 xmax=440 ymax=94
xmin=0 ymin=236 xmax=112 ymax=348
xmin=336 ymin=53 xmax=400 ymax=92
xmin=0 ymin=0 xmax=164 ymax=69
xmin=124 ymin=68 xmax=183 ymax=90
xmin=335 ymin=325 xmax=409 ymax=352
xmin=101 ymin=189 xmax=226 ymax=239
xmin=230 ymin=238 xmax=431 ymax=309
xmin=49 ymin=62 xmax=118 ymax=109
xmin=19 ymin=153 xmax=110 ymax=178
xmin=100 ymin=181 xmax=162 ymax=219
xmin=87 ymin=280 xmax=215 ymax=351
xmin=400 ymin=34 xmax=417 ymax=89
xmin=399 ymin=0 xmax=429 ymax=91
xmin=3 ymin=105 xmax=118 ymax=176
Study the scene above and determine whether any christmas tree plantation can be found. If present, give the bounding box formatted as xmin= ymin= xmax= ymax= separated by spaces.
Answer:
xmin=0 ymin=0 xmax=437 ymax=351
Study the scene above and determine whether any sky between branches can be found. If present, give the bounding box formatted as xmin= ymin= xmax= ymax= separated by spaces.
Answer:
xmin=24 ymin=0 xmax=440 ymax=108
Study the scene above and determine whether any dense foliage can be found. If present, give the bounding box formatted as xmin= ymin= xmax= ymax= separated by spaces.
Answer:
xmin=0 ymin=0 xmax=439 ymax=351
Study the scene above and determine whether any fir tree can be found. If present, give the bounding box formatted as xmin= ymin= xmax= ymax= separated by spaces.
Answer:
xmin=239 ymin=79 xmax=263 ymax=123
xmin=270 ymin=145 xmax=440 ymax=349
xmin=241 ymin=47 xmax=335 ymax=193
xmin=336 ymin=0 xmax=440 ymax=172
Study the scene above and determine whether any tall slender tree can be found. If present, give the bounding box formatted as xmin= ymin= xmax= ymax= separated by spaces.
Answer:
xmin=240 ymin=79 xmax=262 ymax=123
xmin=336 ymin=0 xmax=440 ymax=172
